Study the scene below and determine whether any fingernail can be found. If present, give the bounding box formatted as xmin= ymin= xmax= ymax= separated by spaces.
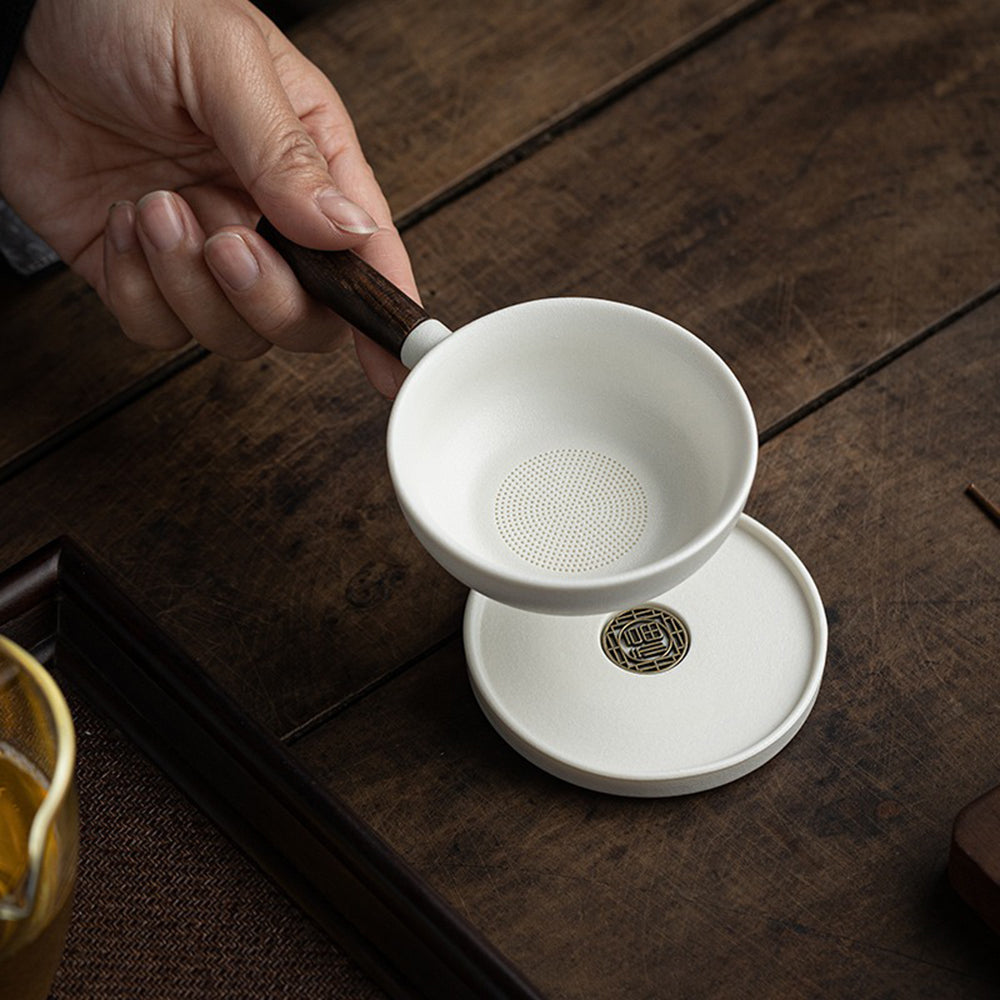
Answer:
xmin=318 ymin=191 xmax=379 ymax=235
xmin=107 ymin=201 xmax=136 ymax=253
xmin=137 ymin=191 xmax=185 ymax=250
xmin=205 ymin=232 xmax=260 ymax=291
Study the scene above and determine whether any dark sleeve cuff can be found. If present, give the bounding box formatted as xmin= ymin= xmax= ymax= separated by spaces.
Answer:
xmin=0 ymin=0 xmax=38 ymax=91
xmin=0 ymin=198 xmax=59 ymax=275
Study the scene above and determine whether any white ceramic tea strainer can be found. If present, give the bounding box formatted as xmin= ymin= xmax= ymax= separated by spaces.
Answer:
xmin=259 ymin=219 xmax=827 ymax=797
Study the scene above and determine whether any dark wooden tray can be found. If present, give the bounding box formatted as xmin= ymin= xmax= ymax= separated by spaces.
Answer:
xmin=0 ymin=538 xmax=542 ymax=1000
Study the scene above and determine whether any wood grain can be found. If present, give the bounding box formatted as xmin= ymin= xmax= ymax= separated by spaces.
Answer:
xmin=0 ymin=0 xmax=998 ymax=742
xmin=0 ymin=270 xmax=194 ymax=475
xmin=0 ymin=540 xmax=536 ymax=999
xmin=292 ymin=288 xmax=1000 ymax=999
xmin=0 ymin=347 xmax=461 ymax=736
xmin=402 ymin=0 xmax=1000 ymax=433
xmin=298 ymin=0 xmax=762 ymax=220
xmin=0 ymin=0 xmax=741 ymax=471
xmin=256 ymin=217 xmax=429 ymax=359
xmin=0 ymin=2 xmax=998 ymax=993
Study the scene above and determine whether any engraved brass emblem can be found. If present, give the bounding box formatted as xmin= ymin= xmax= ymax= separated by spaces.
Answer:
xmin=601 ymin=606 xmax=690 ymax=674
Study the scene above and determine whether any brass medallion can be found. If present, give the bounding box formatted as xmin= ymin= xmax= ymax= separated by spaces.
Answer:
xmin=601 ymin=606 xmax=690 ymax=674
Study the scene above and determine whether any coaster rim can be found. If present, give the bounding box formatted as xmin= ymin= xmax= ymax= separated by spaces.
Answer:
xmin=464 ymin=514 xmax=827 ymax=796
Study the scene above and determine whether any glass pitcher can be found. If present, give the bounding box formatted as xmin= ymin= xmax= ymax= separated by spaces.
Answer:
xmin=0 ymin=636 xmax=78 ymax=1000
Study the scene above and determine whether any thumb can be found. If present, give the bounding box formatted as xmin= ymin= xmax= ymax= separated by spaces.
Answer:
xmin=183 ymin=9 xmax=379 ymax=248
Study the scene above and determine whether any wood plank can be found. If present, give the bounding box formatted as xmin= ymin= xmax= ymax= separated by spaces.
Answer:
xmin=0 ymin=347 xmax=465 ymax=736
xmin=0 ymin=270 xmax=194 ymax=476
xmin=0 ymin=0 xmax=740 ymax=470
xmin=291 ymin=290 xmax=1000 ymax=998
xmin=0 ymin=2 xmax=989 ymax=990
xmin=0 ymin=541 xmax=534 ymax=1000
xmin=0 ymin=4 xmax=1000 ymax=732
xmin=297 ymin=0 xmax=761 ymax=219
xmin=402 ymin=0 xmax=1000 ymax=432
xmin=0 ymin=0 xmax=997 ymax=739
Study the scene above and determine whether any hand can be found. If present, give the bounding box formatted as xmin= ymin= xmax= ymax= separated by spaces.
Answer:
xmin=0 ymin=0 xmax=412 ymax=397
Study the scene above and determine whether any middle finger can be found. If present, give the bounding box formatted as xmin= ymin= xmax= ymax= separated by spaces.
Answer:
xmin=135 ymin=190 xmax=270 ymax=359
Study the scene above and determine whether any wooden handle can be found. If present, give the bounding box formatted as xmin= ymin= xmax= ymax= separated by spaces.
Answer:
xmin=255 ymin=217 xmax=429 ymax=360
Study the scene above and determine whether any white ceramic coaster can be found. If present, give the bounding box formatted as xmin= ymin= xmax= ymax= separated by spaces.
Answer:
xmin=464 ymin=515 xmax=826 ymax=796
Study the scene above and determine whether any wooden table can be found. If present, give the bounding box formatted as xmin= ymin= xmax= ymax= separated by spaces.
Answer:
xmin=2 ymin=1 xmax=998 ymax=996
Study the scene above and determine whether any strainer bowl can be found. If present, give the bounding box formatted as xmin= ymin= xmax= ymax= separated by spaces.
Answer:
xmin=257 ymin=222 xmax=757 ymax=614
xmin=388 ymin=297 xmax=757 ymax=614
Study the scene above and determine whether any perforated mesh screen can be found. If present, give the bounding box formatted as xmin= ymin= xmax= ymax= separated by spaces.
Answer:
xmin=494 ymin=449 xmax=648 ymax=572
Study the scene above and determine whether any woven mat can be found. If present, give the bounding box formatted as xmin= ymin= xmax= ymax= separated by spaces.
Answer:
xmin=50 ymin=692 xmax=387 ymax=1000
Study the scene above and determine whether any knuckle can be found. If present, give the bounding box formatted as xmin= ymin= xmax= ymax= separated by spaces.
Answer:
xmin=105 ymin=266 xmax=147 ymax=315
xmin=257 ymin=126 xmax=324 ymax=186
xmin=254 ymin=292 xmax=306 ymax=341
xmin=108 ymin=287 xmax=187 ymax=350
xmin=118 ymin=313 xmax=191 ymax=351
xmin=255 ymin=296 xmax=344 ymax=353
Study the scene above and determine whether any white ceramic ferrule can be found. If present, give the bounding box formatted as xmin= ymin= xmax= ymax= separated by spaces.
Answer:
xmin=401 ymin=318 xmax=453 ymax=369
